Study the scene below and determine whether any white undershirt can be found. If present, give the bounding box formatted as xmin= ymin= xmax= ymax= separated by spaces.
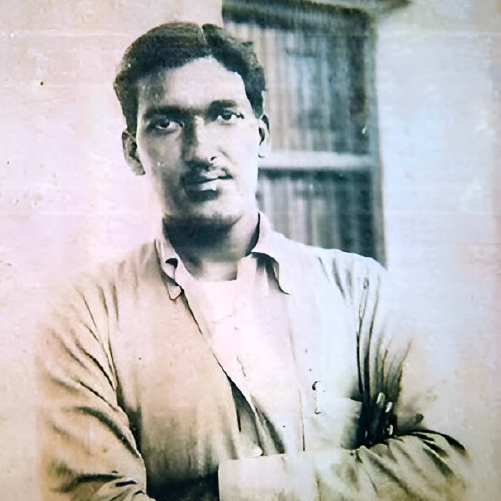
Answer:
xmin=177 ymin=254 xmax=304 ymax=455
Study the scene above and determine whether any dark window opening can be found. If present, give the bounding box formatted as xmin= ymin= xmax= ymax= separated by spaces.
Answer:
xmin=224 ymin=0 xmax=384 ymax=261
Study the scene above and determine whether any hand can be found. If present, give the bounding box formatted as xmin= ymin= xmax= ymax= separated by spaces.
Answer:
xmin=363 ymin=392 xmax=397 ymax=446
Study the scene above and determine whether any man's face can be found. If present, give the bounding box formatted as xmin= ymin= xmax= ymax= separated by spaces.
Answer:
xmin=127 ymin=57 xmax=267 ymax=227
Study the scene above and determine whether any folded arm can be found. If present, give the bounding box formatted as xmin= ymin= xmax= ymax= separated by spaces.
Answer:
xmin=218 ymin=258 xmax=470 ymax=501
xmin=36 ymin=280 xmax=153 ymax=501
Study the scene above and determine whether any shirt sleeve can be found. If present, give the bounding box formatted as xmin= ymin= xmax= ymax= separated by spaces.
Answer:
xmin=36 ymin=277 xmax=154 ymax=501
xmin=218 ymin=256 xmax=471 ymax=501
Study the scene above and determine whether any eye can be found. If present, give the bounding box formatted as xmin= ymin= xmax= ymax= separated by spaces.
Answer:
xmin=215 ymin=109 xmax=244 ymax=124
xmin=148 ymin=116 xmax=183 ymax=133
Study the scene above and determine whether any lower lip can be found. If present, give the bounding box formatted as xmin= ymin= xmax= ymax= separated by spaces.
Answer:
xmin=185 ymin=179 xmax=219 ymax=192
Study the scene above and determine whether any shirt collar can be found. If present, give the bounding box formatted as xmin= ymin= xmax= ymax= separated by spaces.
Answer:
xmin=251 ymin=214 xmax=294 ymax=294
xmin=155 ymin=212 xmax=293 ymax=297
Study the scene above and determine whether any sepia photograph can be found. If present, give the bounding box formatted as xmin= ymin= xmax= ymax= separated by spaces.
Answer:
xmin=0 ymin=0 xmax=500 ymax=499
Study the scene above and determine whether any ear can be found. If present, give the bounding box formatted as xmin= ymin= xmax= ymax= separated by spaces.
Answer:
xmin=122 ymin=131 xmax=145 ymax=176
xmin=258 ymin=114 xmax=270 ymax=158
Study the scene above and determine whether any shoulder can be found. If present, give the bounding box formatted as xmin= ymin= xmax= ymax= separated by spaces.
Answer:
xmin=42 ymin=241 xmax=162 ymax=332
xmin=274 ymin=230 xmax=384 ymax=274
xmin=273 ymin=231 xmax=386 ymax=302
xmin=76 ymin=240 xmax=161 ymax=294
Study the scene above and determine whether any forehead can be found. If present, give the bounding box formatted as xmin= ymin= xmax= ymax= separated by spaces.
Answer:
xmin=136 ymin=57 xmax=252 ymax=112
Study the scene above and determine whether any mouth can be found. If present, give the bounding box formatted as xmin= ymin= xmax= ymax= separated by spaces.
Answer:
xmin=182 ymin=171 xmax=231 ymax=195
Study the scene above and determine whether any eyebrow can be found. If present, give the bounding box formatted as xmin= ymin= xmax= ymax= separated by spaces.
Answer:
xmin=141 ymin=100 xmax=244 ymax=121
xmin=141 ymin=105 xmax=186 ymax=121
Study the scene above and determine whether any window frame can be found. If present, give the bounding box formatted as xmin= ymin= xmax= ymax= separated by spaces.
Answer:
xmin=223 ymin=0 xmax=392 ymax=262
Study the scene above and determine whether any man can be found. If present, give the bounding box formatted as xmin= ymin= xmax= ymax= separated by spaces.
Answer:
xmin=37 ymin=23 xmax=469 ymax=501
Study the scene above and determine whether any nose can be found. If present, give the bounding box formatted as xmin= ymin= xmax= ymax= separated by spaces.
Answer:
xmin=182 ymin=116 xmax=215 ymax=166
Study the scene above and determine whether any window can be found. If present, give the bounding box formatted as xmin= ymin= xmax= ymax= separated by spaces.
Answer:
xmin=223 ymin=0 xmax=384 ymax=261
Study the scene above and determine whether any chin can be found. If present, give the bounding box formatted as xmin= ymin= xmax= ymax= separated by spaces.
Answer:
xmin=164 ymin=194 xmax=258 ymax=227
xmin=165 ymin=210 xmax=240 ymax=229
xmin=196 ymin=211 xmax=243 ymax=228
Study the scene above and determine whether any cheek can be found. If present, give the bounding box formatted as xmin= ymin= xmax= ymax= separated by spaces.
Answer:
xmin=136 ymin=144 xmax=179 ymax=195
xmin=225 ymin=127 xmax=261 ymax=159
xmin=137 ymin=137 xmax=180 ymax=172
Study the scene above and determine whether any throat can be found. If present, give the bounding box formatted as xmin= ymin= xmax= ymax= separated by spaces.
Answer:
xmin=190 ymin=261 xmax=239 ymax=282
xmin=163 ymin=212 xmax=259 ymax=281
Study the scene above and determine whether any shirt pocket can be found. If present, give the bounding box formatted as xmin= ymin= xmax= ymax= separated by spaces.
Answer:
xmin=304 ymin=389 xmax=362 ymax=451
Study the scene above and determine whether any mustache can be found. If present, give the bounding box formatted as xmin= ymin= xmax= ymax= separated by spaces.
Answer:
xmin=182 ymin=158 xmax=231 ymax=184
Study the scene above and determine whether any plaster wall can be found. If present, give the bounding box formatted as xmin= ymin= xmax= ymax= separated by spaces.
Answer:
xmin=377 ymin=1 xmax=501 ymax=498
xmin=1 ymin=0 xmax=500 ymax=498
xmin=0 ymin=2 xmax=222 ymax=499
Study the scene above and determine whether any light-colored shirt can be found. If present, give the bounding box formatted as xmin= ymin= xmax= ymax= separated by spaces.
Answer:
xmin=36 ymin=216 xmax=469 ymax=501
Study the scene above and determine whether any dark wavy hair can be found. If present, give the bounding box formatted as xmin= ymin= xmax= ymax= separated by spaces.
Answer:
xmin=113 ymin=22 xmax=266 ymax=134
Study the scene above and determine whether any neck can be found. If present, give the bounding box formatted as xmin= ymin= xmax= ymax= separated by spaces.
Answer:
xmin=164 ymin=210 xmax=260 ymax=281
